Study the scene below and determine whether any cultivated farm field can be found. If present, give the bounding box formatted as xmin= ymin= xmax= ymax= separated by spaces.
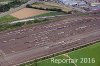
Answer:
xmin=10 ymin=8 xmax=49 ymax=19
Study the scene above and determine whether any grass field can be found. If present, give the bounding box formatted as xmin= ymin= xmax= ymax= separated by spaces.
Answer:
xmin=68 ymin=42 xmax=100 ymax=66
xmin=0 ymin=15 xmax=17 ymax=24
xmin=20 ymin=54 xmax=75 ymax=66
xmin=20 ymin=42 xmax=100 ymax=66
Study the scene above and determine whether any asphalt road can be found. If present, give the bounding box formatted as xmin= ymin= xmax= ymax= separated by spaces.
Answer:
xmin=0 ymin=15 xmax=100 ymax=66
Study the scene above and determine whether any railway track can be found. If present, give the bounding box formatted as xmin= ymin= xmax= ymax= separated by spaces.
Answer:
xmin=0 ymin=15 xmax=100 ymax=66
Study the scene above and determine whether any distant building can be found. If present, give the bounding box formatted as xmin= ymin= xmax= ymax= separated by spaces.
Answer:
xmin=90 ymin=6 xmax=100 ymax=12
xmin=58 ymin=0 xmax=87 ymax=7
xmin=84 ymin=0 xmax=100 ymax=3
xmin=40 ymin=0 xmax=100 ymax=3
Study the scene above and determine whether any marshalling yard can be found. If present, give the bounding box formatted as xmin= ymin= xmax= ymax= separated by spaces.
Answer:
xmin=0 ymin=0 xmax=100 ymax=66
xmin=0 ymin=14 xmax=100 ymax=66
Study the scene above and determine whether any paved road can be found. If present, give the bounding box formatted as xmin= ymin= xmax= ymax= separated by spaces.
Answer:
xmin=0 ymin=15 xmax=100 ymax=66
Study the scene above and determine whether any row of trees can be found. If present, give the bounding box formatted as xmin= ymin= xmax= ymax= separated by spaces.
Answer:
xmin=0 ymin=0 xmax=26 ymax=12
xmin=0 ymin=4 xmax=10 ymax=12
xmin=0 ymin=18 xmax=49 ymax=31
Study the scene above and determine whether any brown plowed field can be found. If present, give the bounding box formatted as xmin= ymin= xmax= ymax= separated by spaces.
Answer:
xmin=10 ymin=8 xmax=48 ymax=19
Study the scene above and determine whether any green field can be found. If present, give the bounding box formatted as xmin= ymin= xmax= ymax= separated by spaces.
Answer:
xmin=68 ymin=42 xmax=100 ymax=66
xmin=20 ymin=54 xmax=75 ymax=66
xmin=0 ymin=15 xmax=17 ymax=24
xmin=20 ymin=42 xmax=100 ymax=66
